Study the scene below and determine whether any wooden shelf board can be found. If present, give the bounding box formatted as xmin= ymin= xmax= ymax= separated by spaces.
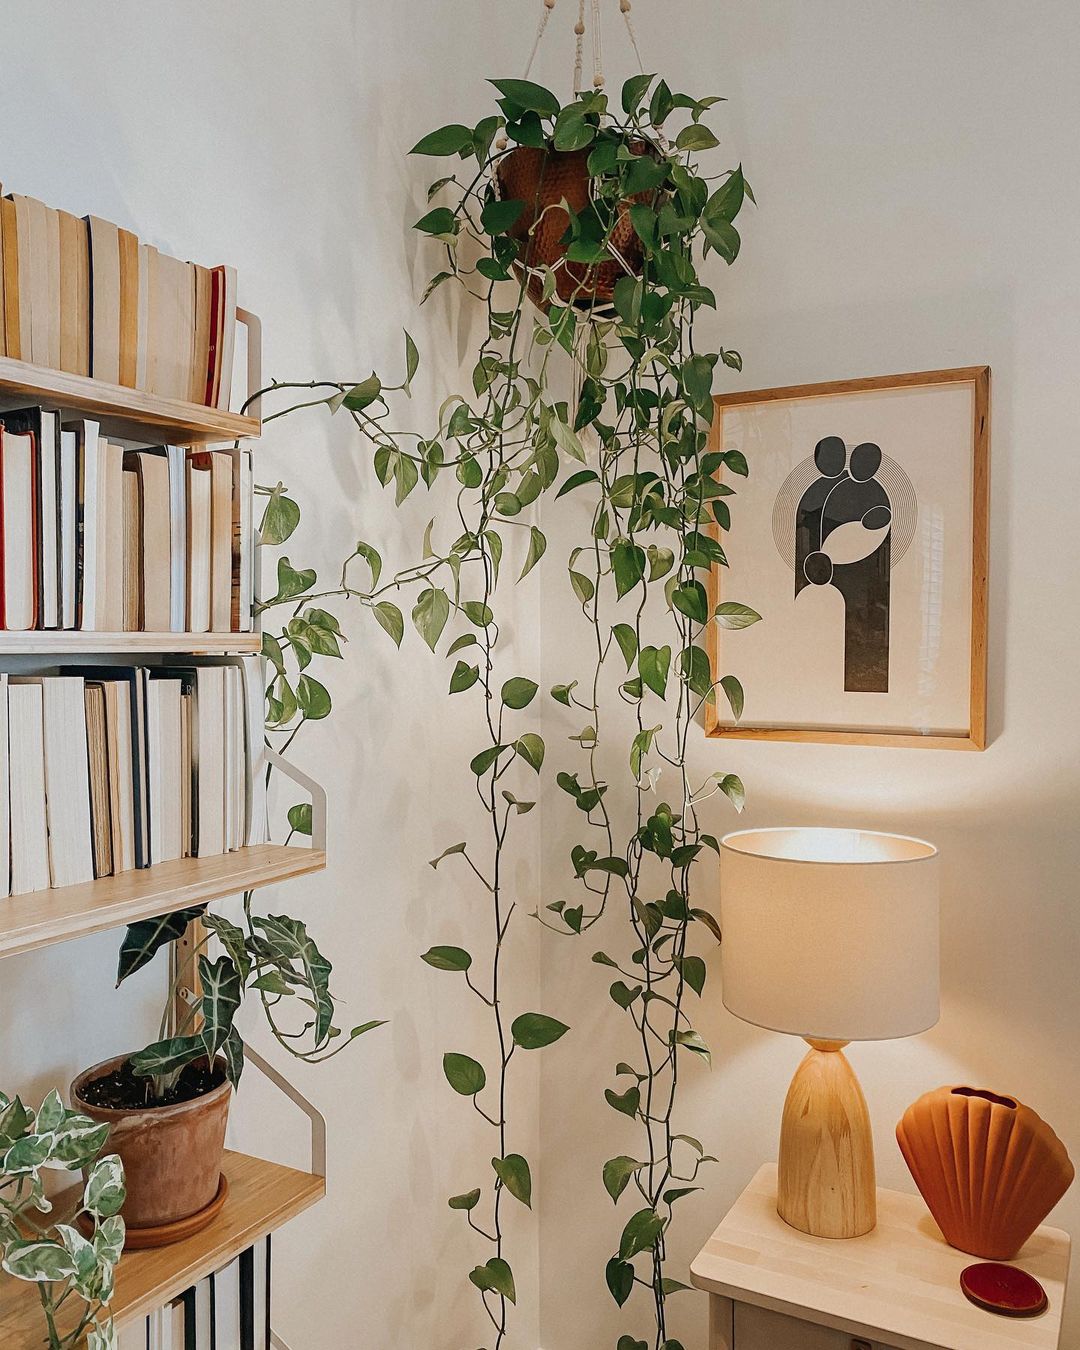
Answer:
xmin=0 ymin=1151 xmax=324 ymax=1346
xmin=0 ymin=630 xmax=261 ymax=655
xmin=0 ymin=845 xmax=326 ymax=959
xmin=0 ymin=356 xmax=260 ymax=445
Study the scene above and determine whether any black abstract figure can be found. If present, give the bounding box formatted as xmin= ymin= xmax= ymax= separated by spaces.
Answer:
xmin=793 ymin=436 xmax=895 ymax=693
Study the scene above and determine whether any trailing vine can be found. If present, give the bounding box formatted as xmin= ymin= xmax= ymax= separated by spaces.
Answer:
xmin=255 ymin=72 xmax=755 ymax=1349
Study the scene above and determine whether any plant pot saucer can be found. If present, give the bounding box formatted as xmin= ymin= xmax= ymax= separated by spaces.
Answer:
xmin=78 ymin=1172 xmax=229 ymax=1250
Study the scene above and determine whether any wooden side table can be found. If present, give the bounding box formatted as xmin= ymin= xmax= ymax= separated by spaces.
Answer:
xmin=690 ymin=1165 xmax=1071 ymax=1350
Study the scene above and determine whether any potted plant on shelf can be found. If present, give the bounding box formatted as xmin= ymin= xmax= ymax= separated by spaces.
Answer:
xmin=66 ymin=488 xmax=382 ymax=1250
xmin=255 ymin=71 xmax=753 ymax=1350
xmin=0 ymin=1088 xmax=125 ymax=1349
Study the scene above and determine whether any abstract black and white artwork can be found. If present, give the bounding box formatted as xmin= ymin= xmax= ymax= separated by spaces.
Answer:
xmin=707 ymin=369 xmax=989 ymax=748
xmin=773 ymin=436 xmax=917 ymax=693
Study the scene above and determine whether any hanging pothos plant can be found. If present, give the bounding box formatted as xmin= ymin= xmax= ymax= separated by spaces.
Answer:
xmin=256 ymin=73 xmax=755 ymax=1350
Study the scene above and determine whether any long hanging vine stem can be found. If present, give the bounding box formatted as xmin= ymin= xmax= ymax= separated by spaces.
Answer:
xmin=252 ymin=72 xmax=755 ymax=1349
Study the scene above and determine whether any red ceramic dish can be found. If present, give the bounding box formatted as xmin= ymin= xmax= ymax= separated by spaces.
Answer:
xmin=960 ymin=1263 xmax=1048 ymax=1318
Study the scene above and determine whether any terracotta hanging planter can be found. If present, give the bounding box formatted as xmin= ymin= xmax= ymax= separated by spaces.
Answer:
xmin=494 ymin=142 xmax=657 ymax=312
xmin=896 ymin=1085 xmax=1074 ymax=1260
xmin=71 ymin=1052 xmax=232 ymax=1249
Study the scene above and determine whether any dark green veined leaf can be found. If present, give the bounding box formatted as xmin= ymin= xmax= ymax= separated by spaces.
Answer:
xmin=463 ymin=599 xmax=493 ymax=627
xmin=469 ymin=1256 xmax=516 ymax=1304
xmin=443 ymin=1053 xmax=486 ymax=1096
xmin=501 ymin=677 xmax=538 ymax=710
xmin=421 ymin=946 xmax=472 ymax=972
xmin=251 ymin=913 xmax=335 ymax=1044
xmin=130 ymin=1034 xmax=204 ymax=1080
xmin=199 ymin=955 xmax=243 ymax=1060
xmin=222 ymin=1025 xmax=245 ymax=1089
xmin=116 ymin=906 xmax=206 ymax=986
xmin=490 ymin=77 xmax=561 ymax=117
xmin=492 ymin=1153 xmax=532 ymax=1208
xmin=410 ymin=124 xmax=473 ymax=156
xmin=603 ymin=1155 xmax=641 ymax=1203
xmin=715 ymin=601 xmax=762 ymax=629
xmin=511 ymin=1013 xmax=569 ymax=1049
xmin=202 ymin=911 xmax=253 ymax=983
xmin=372 ymin=601 xmax=404 ymax=646
xmin=619 ymin=1208 xmax=665 ymax=1260
xmin=448 ymin=1189 xmax=481 ymax=1211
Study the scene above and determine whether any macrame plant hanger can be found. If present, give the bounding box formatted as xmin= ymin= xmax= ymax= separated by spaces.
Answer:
xmin=510 ymin=0 xmax=649 ymax=432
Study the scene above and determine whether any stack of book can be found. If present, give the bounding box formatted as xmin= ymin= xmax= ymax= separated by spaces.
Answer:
xmin=0 ymin=408 xmax=254 ymax=633
xmin=118 ymin=1239 xmax=271 ymax=1350
xmin=0 ymin=657 xmax=266 ymax=897
xmin=0 ymin=185 xmax=238 ymax=410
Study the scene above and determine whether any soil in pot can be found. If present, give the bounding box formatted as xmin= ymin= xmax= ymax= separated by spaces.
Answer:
xmin=80 ymin=1058 xmax=222 ymax=1110
xmin=71 ymin=1052 xmax=232 ymax=1237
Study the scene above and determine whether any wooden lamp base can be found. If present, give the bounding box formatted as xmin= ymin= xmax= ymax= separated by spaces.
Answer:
xmin=777 ymin=1038 xmax=876 ymax=1239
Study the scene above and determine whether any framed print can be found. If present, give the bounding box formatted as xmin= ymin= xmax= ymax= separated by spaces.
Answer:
xmin=706 ymin=367 xmax=989 ymax=749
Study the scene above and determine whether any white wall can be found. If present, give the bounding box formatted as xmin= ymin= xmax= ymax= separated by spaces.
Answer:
xmin=535 ymin=3 xmax=1080 ymax=1348
xmin=0 ymin=3 xmax=544 ymax=1348
xmin=2 ymin=4 xmax=1077 ymax=1350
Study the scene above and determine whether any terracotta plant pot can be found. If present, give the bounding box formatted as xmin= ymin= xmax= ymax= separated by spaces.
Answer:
xmin=71 ymin=1053 xmax=231 ymax=1240
xmin=494 ymin=142 xmax=656 ymax=311
xmin=896 ymin=1085 xmax=1074 ymax=1260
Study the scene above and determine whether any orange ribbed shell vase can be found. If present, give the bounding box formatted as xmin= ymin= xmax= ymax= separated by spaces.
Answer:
xmin=897 ymin=1086 xmax=1074 ymax=1260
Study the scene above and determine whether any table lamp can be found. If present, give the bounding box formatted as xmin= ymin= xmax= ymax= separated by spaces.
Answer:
xmin=719 ymin=827 xmax=939 ymax=1240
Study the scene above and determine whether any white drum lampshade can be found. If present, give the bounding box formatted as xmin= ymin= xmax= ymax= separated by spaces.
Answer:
xmin=719 ymin=827 xmax=940 ymax=1240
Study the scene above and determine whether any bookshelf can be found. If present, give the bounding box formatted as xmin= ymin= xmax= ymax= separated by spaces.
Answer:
xmin=0 ymin=844 xmax=326 ymax=959
xmin=0 ymin=353 xmax=260 ymax=444
xmin=0 ymin=1152 xmax=325 ymax=1348
xmin=0 ymin=630 xmax=262 ymax=655
xmin=0 ymin=295 xmax=328 ymax=1344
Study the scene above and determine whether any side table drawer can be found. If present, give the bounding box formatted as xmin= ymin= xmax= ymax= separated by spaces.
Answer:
xmin=735 ymin=1301 xmax=899 ymax=1350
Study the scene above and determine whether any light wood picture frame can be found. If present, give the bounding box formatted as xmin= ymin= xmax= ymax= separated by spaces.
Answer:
xmin=706 ymin=367 xmax=990 ymax=750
